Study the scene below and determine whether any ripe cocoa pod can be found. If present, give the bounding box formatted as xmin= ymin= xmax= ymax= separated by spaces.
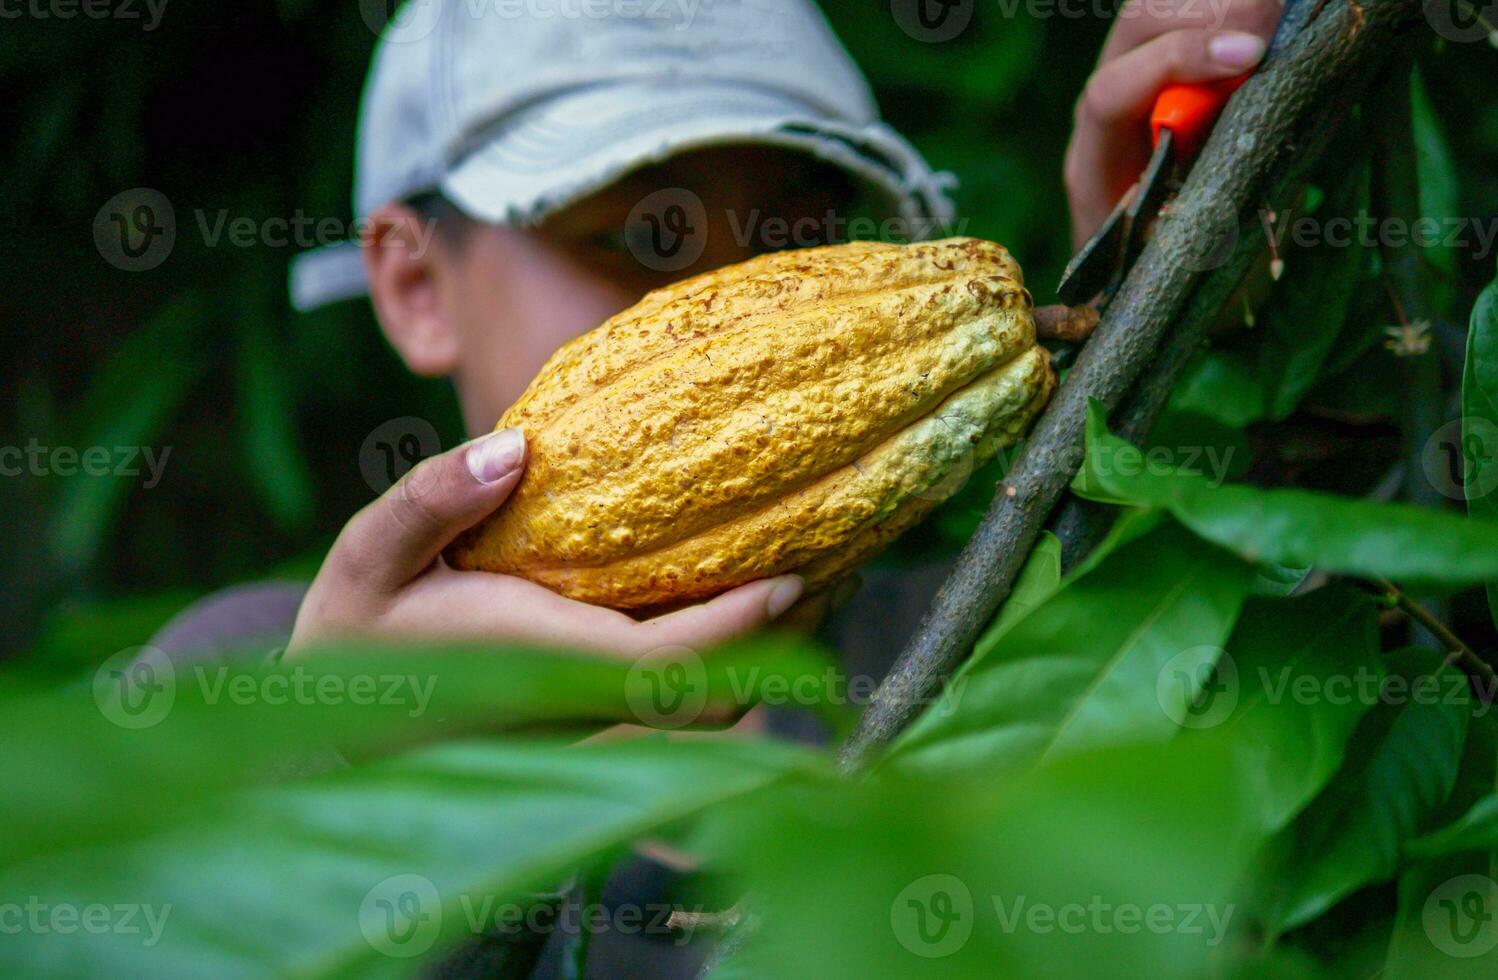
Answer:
xmin=446 ymin=237 xmax=1055 ymax=609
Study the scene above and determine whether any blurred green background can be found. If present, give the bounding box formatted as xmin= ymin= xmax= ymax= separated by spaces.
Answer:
xmin=5 ymin=1 xmax=1496 ymax=666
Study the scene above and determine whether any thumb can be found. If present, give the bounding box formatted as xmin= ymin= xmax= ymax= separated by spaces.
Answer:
xmin=341 ymin=427 xmax=526 ymax=589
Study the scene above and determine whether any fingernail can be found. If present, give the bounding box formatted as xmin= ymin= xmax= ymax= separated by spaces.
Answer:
xmin=1209 ymin=32 xmax=1266 ymax=69
xmin=766 ymin=576 xmax=805 ymax=619
xmin=466 ymin=428 xmax=526 ymax=484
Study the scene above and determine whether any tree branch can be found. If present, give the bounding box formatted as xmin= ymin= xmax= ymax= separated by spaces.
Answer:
xmin=838 ymin=0 xmax=1429 ymax=769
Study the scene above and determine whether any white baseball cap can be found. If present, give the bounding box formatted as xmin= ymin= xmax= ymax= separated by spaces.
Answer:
xmin=289 ymin=0 xmax=956 ymax=311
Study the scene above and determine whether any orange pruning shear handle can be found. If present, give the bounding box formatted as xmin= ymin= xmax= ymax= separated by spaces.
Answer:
xmin=1056 ymin=74 xmax=1250 ymax=308
xmin=1150 ymin=77 xmax=1249 ymax=160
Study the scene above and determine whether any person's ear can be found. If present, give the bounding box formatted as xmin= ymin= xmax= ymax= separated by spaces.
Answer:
xmin=362 ymin=202 xmax=460 ymax=377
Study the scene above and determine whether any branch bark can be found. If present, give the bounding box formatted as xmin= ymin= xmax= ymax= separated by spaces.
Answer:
xmin=838 ymin=0 xmax=1429 ymax=769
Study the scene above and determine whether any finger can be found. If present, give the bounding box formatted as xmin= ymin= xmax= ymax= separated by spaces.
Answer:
xmin=1102 ymin=0 xmax=1281 ymax=63
xmin=337 ymin=428 xmax=527 ymax=590
xmin=1066 ymin=29 xmax=1268 ymax=245
xmin=630 ymin=575 xmax=805 ymax=651
xmin=385 ymin=570 xmax=805 ymax=657
xmin=775 ymin=589 xmax=832 ymax=635
xmin=384 ymin=567 xmax=644 ymax=651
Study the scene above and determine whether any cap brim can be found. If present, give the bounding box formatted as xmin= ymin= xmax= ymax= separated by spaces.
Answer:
xmin=291 ymin=80 xmax=954 ymax=312
xmin=443 ymin=80 xmax=954 ymax=228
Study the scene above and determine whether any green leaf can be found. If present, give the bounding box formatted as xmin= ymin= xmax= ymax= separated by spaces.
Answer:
xmin=1255 ymin=168 xmax=1368 ymax=421
xmin=1 ymin=637 xmax=837 ymax=869
xmin=1169 ymin=350 xmax=1265 ymax=428
xmin=1407 ymin=795 xmax=1498 ymax=860
xmin=721 ymin=738 xmax=1264 ymax=980
xmin=1262 ymin=650 xmax=1474 ymax=933
xmin=236 ymin=309 xmax=316 ymax=532
xmin=0 ymin=737 xmax=815 ymax=978
xmin=50 ymin=293 xmax=209 ymax=573
xmin=1383 ymin=853 xmax=1498 ymax=978
xmin=820 ymin=3 xmax=1042 ymax=108
xmin=890 ymin=518 xmax=1254 ymax=773
xmin=1411 ymin=69 xmax=1460 ymax=281
xmin=1195 ymin=587 xmax=1383 ymax=834
xmin=1463 ymin=264 xmax=1498 ymax=627
xmin=970 ymin=530 xmax=1061 ymax=661
xmin=1252 ymin=562 xmax=1312 ymax=597
xmin=1074 ymin=401 xmax=1498 ymax=590
xmin=26 ymin=591 xmax=200 ymax=672
xmin=1170 ymin=166 xmax=1369 ymax=426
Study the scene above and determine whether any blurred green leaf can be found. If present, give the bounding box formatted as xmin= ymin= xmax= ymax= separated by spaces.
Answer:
xmin=1074 ymin=401 xmax=1498 ymax=590
xmin=1406 ymin=795 xmax=1498 ymax=860
xmin=1463 ymin=264 xmax=1498 ymax=627
xmin=1383 ymin=853 xmax=1498 ymax=978
xmin=1170 ymin=351 xmax=1265 ymax=428
xmin=1412 ymin=69 xmax=1459 ymax=283
xmin=890 ymin=518 xmax=1253 ymax=773
xmin=1252 ymin=562 xmax=1312 ymax=597
xmin=1262 ymin=650 xmax=1473 ymax=933
xmin=236 ymin=304 xmax=316 ymax=533
xmin=27 ymin=591 xmax=200 ymax=672
xmin=721 ymin=738 xmax=1265 ymax=979
xmin=1256 ymin=167 xmax=1369 ymax=421
xmin=1172 ymin=167 xmax=1369 ymax=425
xmin=1 ymin=636 xmax=836 ymax=869
xmin=0 ymin=737 xmax=816 ymax=978
xmin=50 ymin=293 xmax=210 ymax=573
xmin=820 ymin=6 xmax=1042 ymax=109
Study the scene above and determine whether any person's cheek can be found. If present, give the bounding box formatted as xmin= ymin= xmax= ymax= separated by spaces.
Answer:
xmin=448 ymin=233 xmax=646 ymax=432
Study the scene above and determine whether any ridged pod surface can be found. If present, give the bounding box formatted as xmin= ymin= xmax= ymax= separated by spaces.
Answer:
xmin=447 ymin=237 xmax=1055 ymax=608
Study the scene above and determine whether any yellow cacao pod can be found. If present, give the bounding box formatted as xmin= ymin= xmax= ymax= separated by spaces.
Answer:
xmin=447 ymin=237 xmax=1055 ymax=609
